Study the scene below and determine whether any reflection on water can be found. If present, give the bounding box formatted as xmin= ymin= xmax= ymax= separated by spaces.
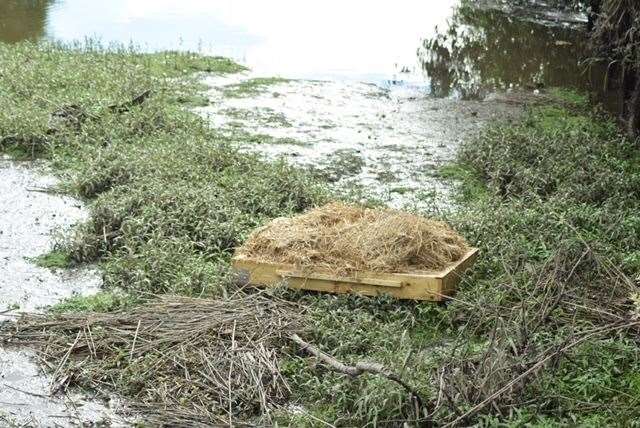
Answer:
xmin=419 ymin=2 xmax=590 ymax=99
xmin=0 ymin=0 xmax=459 ymax=82
xmin=0 ymin=0 xmax=53 ymax=43
xmin=0 ymin=0 xmax=598 ymax=100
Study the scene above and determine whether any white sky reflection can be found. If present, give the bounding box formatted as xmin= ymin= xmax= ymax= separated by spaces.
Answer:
xmin=47 ymin=0 xmax=458 ymax=80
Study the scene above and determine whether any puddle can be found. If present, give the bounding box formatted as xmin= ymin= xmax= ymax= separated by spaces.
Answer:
xmin=198 ymin=74 xmax=526 ymax=210
xmin=0 ymin=348 xmax=125 ymax=427
xmin=0 ymin=158 xmax=130 ymax=426
xmin=0 ymin=159 xmax=100 ymax=317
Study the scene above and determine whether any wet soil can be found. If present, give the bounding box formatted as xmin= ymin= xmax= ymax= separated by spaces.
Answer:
xmin=0 ymin=160 xmax=100 ymax=317
xmin=0 ymin=158 xmax=127 ymax=426
xmin=197 ymin=74 xmax=528 ymax=210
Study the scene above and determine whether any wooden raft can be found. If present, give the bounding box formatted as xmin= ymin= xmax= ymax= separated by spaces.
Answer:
xmin=232 ymin=248 xmax=478 ymax=301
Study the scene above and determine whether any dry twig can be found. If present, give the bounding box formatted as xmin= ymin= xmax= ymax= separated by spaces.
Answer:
xmin=291 ymin=333 xmax=426 ymax=419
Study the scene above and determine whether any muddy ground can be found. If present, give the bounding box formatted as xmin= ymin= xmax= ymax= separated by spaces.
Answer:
xmin=197 ymin=74 xmax=528 ymax=210
xmin=0 ymin=158 xmax=124 ymax=426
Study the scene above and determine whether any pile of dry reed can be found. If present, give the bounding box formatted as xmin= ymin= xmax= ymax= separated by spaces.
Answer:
xmin=429 ymin=247 xmax=640 ymax=426
xmin=0 ymin=293 xmax=301 ymax=426
xmin=237 ymin=202 xmax=469 ymax=275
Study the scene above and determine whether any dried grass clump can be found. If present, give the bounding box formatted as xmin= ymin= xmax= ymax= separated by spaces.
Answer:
xmin=238 ymin=202 xmax=469 ymax=274
xmin=0 ymin=294 xmax=301 ymax=426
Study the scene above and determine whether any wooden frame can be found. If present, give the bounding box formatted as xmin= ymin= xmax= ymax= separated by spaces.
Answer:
xmin=231 ymin=248 xmax=479 ymax=301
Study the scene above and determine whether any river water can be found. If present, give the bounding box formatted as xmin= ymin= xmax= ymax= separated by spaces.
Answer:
xmin=1 ymin=0 xmax=594 ymax=92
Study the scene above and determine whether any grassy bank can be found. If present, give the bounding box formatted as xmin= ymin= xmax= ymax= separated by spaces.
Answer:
xmin=2 ymin=42 xmax=640 ymax=426
xmin=279 ymin=95 xmax=640 ymax=426
xmin=436 ymin=95 xmax=640 ymax=425
xmin=0 ymin=42 xmax=325 ymax=302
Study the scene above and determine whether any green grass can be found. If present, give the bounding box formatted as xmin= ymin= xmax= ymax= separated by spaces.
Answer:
xmin=219 ymin=106 xmax=293 ymax=127
xmin=0 ymin=41 xmax=326 ymax=300
xmin=32 ymin=250 xmax=72 ymax=269
xmin=309 ymin=148 xmax=366 ymax=183
xmin=548 ymin=87 xmax=590 ymax=107
xmin=222 ymin=130 xmax=310 ymax=146
xmin=3 ymin=40 xmax=640 ymax=426
xmin=174 ymin=93 xmax=210 ymax=107
xmin=50 ymin=290 xmax=136 ymax=313
xmin=429 ymin=99 xmax=640 ymax=425
xmin=221 ymin=77 xmax=291 ymax=98
xmin=0 ymin=43 xmax=244 ymax=160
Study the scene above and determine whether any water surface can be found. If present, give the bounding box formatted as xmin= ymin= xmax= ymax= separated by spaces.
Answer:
xmin=0 ymin=0 xmax=596 ymax=95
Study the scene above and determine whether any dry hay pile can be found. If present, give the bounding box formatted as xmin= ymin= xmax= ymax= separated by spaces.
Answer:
xmin=238 ymin=202 xmax=469 ymax=275
xmin=0 ymin=294 xmax=301 ymax=426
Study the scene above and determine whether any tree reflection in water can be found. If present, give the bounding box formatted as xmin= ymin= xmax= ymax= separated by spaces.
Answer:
xmin=419 ymin=2 xmax=590 ymax=99
xmin=0 ymin=0 xmax=53 ymax=43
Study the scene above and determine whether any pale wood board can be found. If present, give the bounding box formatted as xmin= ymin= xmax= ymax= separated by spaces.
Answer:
xmin=232 ymin=248 xmax=478 ymax=301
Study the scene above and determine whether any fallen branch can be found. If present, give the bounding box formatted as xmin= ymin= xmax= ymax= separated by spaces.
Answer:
xmin=291 ymin=333 xmax=426 ymax=418
xmin=442 ymin=320 xmax=640 ymax=427
xmin=108 ymin=89 xmax=152 ymax=113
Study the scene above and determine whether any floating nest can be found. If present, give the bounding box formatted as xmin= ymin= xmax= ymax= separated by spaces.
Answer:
xmin=237 ymin=202 xmax=469 ymax=275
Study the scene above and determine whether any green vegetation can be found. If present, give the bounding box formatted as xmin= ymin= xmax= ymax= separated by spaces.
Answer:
xmin=222 ymin=130 xmax=310 ymax=146
xmin=219 ymin=106 xmax=293 ymax=127
xmin=0 ymin=43 xmax=243 ymax=161
xmin=174 ymin=93 xmax=210 ymax=107
xmin=2 ymin=40 xmax=639 ymax=426
xmin=50 ymin=290 xmax=136 ymax=313
xmin=32 ymin=249 xmax=72 ymax=269
xmin=310 ymin=148 xmax=366 ymax=183
xmin=548 ymin=87 xmax=590 ymax=106
xmin=589 ymin=0 xmax=640 ymax=137
xmin=0 ymin=42 xmax=325 ymax=303
xmin=434 ymin=96 xmax=640 ymax=425
xmin=221 ymin=77 xmax=291 ymax=98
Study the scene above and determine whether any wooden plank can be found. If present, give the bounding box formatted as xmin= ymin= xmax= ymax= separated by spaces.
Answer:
xmin=276 ymin=270 xmax=405 ymax=288
xmin=232 ymin=248 xmax=478 ymax=301
xmin=441 ymin=248 xmax=479 ymax=293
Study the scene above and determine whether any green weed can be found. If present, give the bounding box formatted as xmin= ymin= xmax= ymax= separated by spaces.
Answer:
xmin=221 ymin=77 xmax=291 ymax=98
xmin=430 ymin=94 xmax=640 ymax=425
xmin=0 ymin=41 xmax=326 ymax=298
xmin=51 ymin=290 xmax=136 ymax=313
xmin=548 ymin=87 xmax=590 ymax=108
xmin=219 ymin=106 xmax=292 ymax=127
xmin=32 ymin=250 xmax=72 ymax=269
